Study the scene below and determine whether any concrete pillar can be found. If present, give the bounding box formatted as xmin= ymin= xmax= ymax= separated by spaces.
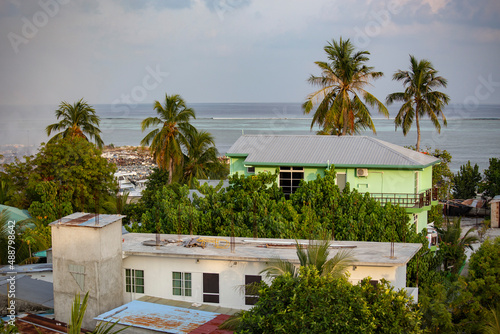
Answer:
xmin=50 ymin=213 xmax=124 ymax=330
xmin=491 ymin=200 xmax=500 ymax=228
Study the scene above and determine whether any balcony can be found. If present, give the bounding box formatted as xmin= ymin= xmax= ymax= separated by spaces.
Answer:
xmin=369 ymin=188 xmax=438 ymax=209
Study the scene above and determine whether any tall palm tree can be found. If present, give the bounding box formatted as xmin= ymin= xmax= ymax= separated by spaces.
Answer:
xmin=46 ymin=99 xmax=104 ymax=149
xmin=303 ymin=37 xmax=389 ymax=135
xmin=141 ymin=94 xmax=196 ymax=184
xmin=260 ymin=238 xmax=354 ymax=279
xmin=386 ymin=55 xmax=450 ymax=151
xmin=182 ymin=129 xmax=227 ymax=188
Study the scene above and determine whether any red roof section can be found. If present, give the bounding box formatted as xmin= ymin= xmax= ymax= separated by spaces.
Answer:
xmin=189 ymin=314 xmax=233 ymax=334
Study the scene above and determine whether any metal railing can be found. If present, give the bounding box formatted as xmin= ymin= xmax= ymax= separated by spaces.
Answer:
xmin=369 ymin=188 xmax=437 ymax=208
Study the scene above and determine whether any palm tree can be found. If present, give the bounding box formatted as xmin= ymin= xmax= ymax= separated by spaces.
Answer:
xmin=69 ymin=292 xmax=127 ymax=334
xmin=436 ymin=218 xmax=478 ymax=273
xmin=182 ymin=129 xmax=227 ymax=188
xmin=221 ymin=238 xmax=354 ymax=331
xmin=260 ymin=238 xmax=354 ymax=279
xmin=303 ymin=37 xmax=389 ymax=135
xmin=386 ymin=55 xmax=450 ymax=151
xmin=482 ymin=305 xmax=500 ymax=334
xmin=46 ymin=99 xmax=104 ymax=149
xmin=141 ymin=94 xmax=196 ymax=184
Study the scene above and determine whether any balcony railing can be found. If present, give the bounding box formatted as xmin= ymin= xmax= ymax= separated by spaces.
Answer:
xmin=369 ymin=188 xmax=438 ymax=208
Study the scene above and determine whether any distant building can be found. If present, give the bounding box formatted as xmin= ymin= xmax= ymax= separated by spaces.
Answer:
xmin=227 ymin=135 xmax=440 ymax=232
xmin=50 ymin=213 xmax=421 ymax=331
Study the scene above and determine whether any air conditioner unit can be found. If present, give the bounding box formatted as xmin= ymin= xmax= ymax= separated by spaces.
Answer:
xmin=357 ymin=168 xmax=368 ymax=177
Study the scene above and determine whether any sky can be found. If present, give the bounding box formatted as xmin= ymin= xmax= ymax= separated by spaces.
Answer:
xmin=0 ymin=0 xmax=500 ymax=106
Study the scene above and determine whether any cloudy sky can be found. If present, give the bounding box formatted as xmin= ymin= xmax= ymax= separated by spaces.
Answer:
xmin=1 ymin=0 xmax=499 ymax=106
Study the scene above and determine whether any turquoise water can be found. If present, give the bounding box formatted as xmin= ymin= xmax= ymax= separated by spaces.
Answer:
xmin=1 ymin=103 xmax=499 ymax=172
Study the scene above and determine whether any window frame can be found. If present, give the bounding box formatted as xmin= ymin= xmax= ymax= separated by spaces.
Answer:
xmin=203 ymin=273 xmax=220 ymax=304
xmin=244 ymin=275 xmax=262 ymax=305
xmin=172 ymin=272 xmax=192 ymax=297
xmin=279 ymin=166 xmax=304 ymax=198
xmin=125 ymin=268 xmax=144 ymax=294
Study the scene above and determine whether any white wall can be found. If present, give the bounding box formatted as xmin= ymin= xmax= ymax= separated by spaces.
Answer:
xmin=122 ymin=255 xmax=408 ymax=309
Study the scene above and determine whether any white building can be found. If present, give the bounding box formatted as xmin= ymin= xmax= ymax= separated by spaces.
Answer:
xmin=51 ymin=213 xmax=421 ymax=330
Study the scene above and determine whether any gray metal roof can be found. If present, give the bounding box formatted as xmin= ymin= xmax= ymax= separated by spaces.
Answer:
xmin=0 ymin=275 xmax=54 ymax=308
xmin=226 ymin=135 xmax=440 ymax=168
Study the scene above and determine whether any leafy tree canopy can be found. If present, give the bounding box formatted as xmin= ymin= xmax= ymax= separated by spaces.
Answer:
xmin=453 ymin=160 xmax=481 ymax=199
xmin=481 ymin=157 xmax=500 ymax=197
xmin=4 ymin=137 xmax=117 ymax=213
xmin=235 ymin=267 xmax=422 ymax=333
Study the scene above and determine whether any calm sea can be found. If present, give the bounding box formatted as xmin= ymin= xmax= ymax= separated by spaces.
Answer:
xmin=1 ymin=103 xmax=499 ymax=173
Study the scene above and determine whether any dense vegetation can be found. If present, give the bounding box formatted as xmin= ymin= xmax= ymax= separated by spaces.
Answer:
xmin=419 ymin=237 xmax=500 ymax=333
xmin=128 ymin=169 xmax=414 ymax=242
xmin=235 ymin=267 xmax=423 ymax=333
xmin=453 ymin=161 xmax=482 ymax=199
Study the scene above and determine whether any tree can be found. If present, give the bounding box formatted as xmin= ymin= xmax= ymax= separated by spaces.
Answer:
xmin=303 ymin=37 xmax=388 ymax=135
xmin=182 ymin=129 xmax=228 ymax=188
xmin=4 ymin=137 xmax=117 ymax=213
xmin=453 ymin=161 xmax=481 ymax=199
xmin=234 ymin=267 xmax=422 ymax=333
xmin=260 ymin=238 xmax=354 ymax=279
xmin=467 ymin=237 xmax=500 ymax=309
xmin=481 ymin=157 xmax=500 ymax=197
xmin=386 ymin=55 xmax=450 ymax=151
xmin=46 ymin=99 xmax=104 ymax=149
xmin=436 ymin=218 xmax=478 ymax=273
xmin=141 ymin=94 xmax=196 ymax=184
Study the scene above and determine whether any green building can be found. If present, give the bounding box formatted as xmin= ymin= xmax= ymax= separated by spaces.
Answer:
xmin=227 ymin=135 xmax=440 ymax=233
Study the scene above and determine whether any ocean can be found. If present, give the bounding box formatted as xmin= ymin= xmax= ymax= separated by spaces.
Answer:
xmin=0 ymin=103 xmax=499 ymax=173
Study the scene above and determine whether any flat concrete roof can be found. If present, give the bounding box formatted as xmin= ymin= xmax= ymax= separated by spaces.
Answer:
xmin=49 ymin=212 xmax=125 ymax=228
xmin=122 ymin=233 xmax=422 ymax=266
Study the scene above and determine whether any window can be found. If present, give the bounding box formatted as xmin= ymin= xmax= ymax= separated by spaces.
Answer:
xmin=279 ymin=167 xmax=304 ymax=198
xmin=125 ymin=269 xmax=144 ymax=293
xmin=247 ymin=166 xmax=255 ymax=173
xmin=203 ymin=273 xmax=219 ymax=303
xmin=173 ymin=272 xmax=192 ymax=297
xmin=245 ymin=275 xmax=262 ymax=305
xmin=336 ymin=173 xmax=346 ymax=191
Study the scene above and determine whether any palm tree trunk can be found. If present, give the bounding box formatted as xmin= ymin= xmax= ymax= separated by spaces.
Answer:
xmin=168 ymin=157 xmax=173 ymax=184
xmin=416 ymin=108 xmax=421 ymax=152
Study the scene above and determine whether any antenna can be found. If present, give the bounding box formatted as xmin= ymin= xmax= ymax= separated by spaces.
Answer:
xmin=189 ymin=205 xmax=193 ymax=237
xmin=253 ymin=198 xmax=257 ymax=239
xmin=94 ymin=189 xmax=100 ymax=225
xmin=230 ymin=212 xmax=235 ymax=253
